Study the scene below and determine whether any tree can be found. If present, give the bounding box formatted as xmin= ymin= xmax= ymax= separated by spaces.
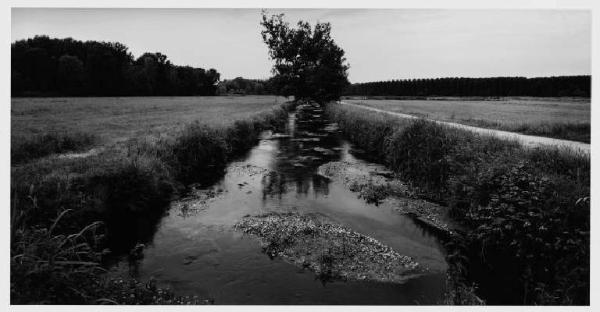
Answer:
xmin=343 ymin=76 xmax=591 ymax=98
xmin=260 ymin=12 xmax=349 ymax=104
xmin=56 ymin=55 xmax=85 ymax=95
xmin=12 ymin=36 xmax=222 ymax=96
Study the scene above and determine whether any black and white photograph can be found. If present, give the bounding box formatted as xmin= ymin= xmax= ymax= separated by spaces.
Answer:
xmin=3 ymin=0 xmax=598 ymax=309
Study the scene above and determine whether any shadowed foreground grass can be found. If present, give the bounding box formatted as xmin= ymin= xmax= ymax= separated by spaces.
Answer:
xmin=11 ymin=100 xmax=294 ymax=304
xmin=326 ymin=103 xmax=589 ymax=305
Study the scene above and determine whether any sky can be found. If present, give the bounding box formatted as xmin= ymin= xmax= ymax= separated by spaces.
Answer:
xmin=11 ymin=8 xmax=591 ymax=83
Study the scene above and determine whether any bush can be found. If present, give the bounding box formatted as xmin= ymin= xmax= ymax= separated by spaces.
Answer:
xmin=168 ymin=124 xmax=230 ymax=185
xmin=166 ymin=105 xmax=289 ymax=185
xmin=384 ymin=120 xmax=460 ymax=192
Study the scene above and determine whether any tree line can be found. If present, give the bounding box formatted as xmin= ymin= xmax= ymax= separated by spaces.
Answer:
xmin=12 ymin=36 xmax=220 ymax=96
xmin=216 ymin=77 xmax=276 ymax=95
xmin=12 ymin=36 xmax=591 ymax=99
xmin=344 ymin=76 xmax=591 ymax=97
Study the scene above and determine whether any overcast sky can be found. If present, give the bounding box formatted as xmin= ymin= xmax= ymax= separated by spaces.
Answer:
xmin=11 ymin=8 xmax=591 ymax=83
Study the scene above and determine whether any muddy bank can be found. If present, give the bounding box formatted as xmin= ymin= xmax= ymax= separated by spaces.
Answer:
xmin=318 ymin=161 xmax=457 ymax=237
xmin=317 ymin=160 xmax=485 ymax=304
xmin=234 ymin=212 xmax=424 ymax=283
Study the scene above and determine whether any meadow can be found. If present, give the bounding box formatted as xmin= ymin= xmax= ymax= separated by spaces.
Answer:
xmin=11 ymin=96 xmax=288 ymax=164
xmin=342 ymin=97 xmax=590 ymax=142
xmin=10 ymin=95 xmax=293 ymax=304
xmin=12 ymin=96 xmax=288 ymax=142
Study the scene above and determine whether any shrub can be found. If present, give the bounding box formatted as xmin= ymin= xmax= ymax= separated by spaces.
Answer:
xmin=384 ymin=120 xmax=460 ymax=192
xmin=167 ymin=123 xmax=230 ymax=185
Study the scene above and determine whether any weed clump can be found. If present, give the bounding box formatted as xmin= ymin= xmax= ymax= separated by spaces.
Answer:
xmin=12 ymin=132 xmax=97 ymax=165
xmin=11 ymin=210 xmax=212 ymax=304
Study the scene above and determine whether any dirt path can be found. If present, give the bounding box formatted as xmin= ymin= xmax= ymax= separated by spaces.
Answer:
xmin=339 ymin=101 xmax=590 ymax=155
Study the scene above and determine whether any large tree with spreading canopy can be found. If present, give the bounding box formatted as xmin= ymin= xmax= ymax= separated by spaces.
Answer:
xmin=260 ymin=12 xmax=350 ymax=104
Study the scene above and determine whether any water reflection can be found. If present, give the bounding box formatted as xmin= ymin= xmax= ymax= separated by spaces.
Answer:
xmin=108 ymin=102 xmax=449 ymax=304
xmin=259 ymin=103 xmax=343 ymax=200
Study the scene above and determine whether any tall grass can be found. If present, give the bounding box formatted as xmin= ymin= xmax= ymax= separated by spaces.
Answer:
xmin=326 ymin=103 xmax=590 ymax=305
xmin=11 ymin=102 xmax=293 ymax=304
xmin=11 ymin=132 xmax=97 ymax=165
xmin=458 ymin=118 xmax=590 ymax=143
xmin=11 ymin=209 xmax=209 ymax=304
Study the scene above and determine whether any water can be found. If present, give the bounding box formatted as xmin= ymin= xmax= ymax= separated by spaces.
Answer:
xmin=110 ymin=103 xmax=448 ymax=304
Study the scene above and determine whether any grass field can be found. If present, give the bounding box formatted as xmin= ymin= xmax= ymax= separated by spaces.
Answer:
xmin=12 ymin=96 xmax=289 ymax=144
xmin=10 ymin=95 xmax=293 ymax=304
xmin=342 ymin=97 xmax=590 ymax=142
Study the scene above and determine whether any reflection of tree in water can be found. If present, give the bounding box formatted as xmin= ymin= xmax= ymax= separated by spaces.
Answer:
xmin=262 ymin=171 xmax=287 ymax=200
xmin=260 ymin=103 xmax=343 ymax=200
xmin=312 ymin=174 xmax=330 ymax=196
xmin=261 ymin=170 xmax=331 ymax=199
xmin=101 ymin=205 xmax=167 ymax=275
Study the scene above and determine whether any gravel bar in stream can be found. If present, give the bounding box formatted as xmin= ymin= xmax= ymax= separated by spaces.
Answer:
xmin=318 ymin=161 xmax=455 ymax=235
xmin=234 ymin=212 xmax=424 ymax=284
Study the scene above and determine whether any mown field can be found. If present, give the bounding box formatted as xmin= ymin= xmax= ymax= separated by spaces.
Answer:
xmin=11 ymin=96 xmax=288 ymax=164
xmin=342 ymin=97 xmax=590 ymax=142
xmin=12 ymin=96 xmax=288 ymax=143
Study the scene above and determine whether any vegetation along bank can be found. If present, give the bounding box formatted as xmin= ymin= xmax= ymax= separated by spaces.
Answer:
xmin=10 ymin=101 xmax=294 ymax=304
xmin=325 ymin=102 xmax=589 ymax=305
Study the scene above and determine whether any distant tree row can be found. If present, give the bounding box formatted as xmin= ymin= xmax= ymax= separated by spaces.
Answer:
xmin=344 ymin=76 xmax=591 ymax=97
xmin=216 ymin=77 xmax=275 ymax=95
xmin=12 ymin=36 xmax=220 ymax=96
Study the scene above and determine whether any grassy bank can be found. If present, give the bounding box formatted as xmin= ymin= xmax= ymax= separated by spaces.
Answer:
xmin=11 ymin=101 xmax=293 ymax=304
xmin=11 ymin=132 xmax=97 ymax=164
xmin=326 ymin=103 xmax=589 ymax=305
xmin=343 ymin=97 xmax=590 ymax=143
xmin=449 ymin=118 xmax=590 ymax=143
